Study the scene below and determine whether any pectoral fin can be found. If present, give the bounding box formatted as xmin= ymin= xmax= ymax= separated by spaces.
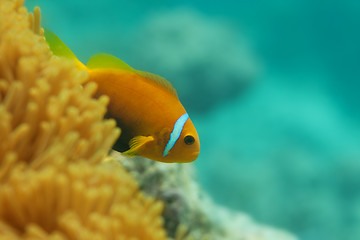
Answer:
xmin=122 ymin=136 xmax=154 ymax=157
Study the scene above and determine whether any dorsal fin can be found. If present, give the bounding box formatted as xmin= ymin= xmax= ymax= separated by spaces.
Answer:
xmin=87 ymin=53 xmax=178 ymax=97
xmin=135 ymin=70 xmax=178 ymax=97
xmin=44 ymin=29 xmax=77 ymax=60
xmin=44 ymin=29 xmax=86 ymax=70
xmin=86 ymin=53 xmax=134 ymax=72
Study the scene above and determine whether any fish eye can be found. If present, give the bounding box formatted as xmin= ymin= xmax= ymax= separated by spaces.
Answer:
xmin=184 ymin=135 xmax=195 ymax=145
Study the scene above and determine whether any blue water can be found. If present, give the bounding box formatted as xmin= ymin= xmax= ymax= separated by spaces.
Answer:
xmin=26 ymin=0 xmax=360 ymax=239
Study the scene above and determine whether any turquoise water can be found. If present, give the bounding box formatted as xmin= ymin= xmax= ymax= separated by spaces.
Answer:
xmin=26 ymin=0 xmax=360 ymax=239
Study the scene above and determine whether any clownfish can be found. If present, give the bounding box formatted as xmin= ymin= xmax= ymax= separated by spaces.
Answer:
xmin=44 ymin=30 xmax=200 ymax=163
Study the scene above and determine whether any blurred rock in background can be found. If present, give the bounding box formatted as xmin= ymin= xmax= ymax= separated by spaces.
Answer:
xmin=126 ymin=8 xmax=259 ymax=113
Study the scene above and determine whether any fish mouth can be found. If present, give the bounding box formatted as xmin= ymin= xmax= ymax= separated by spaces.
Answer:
xmin=192 ymin=151 xmax=200 ymax=156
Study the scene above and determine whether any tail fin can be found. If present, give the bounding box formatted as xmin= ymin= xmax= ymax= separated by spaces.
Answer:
xmin=44 ymin=29 xmax=86 ymax=70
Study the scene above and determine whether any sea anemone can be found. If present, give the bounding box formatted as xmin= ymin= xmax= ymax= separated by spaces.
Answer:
xmin=0 ymin=1 xmax=167 ymax=239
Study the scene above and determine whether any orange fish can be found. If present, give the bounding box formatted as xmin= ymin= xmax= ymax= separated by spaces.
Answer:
xmin=44 ymin=30 xmax=200 ymax=163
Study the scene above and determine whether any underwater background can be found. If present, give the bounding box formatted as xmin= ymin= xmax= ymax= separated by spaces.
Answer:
xmin=25 ymin=0 xmax=360 ymax=240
